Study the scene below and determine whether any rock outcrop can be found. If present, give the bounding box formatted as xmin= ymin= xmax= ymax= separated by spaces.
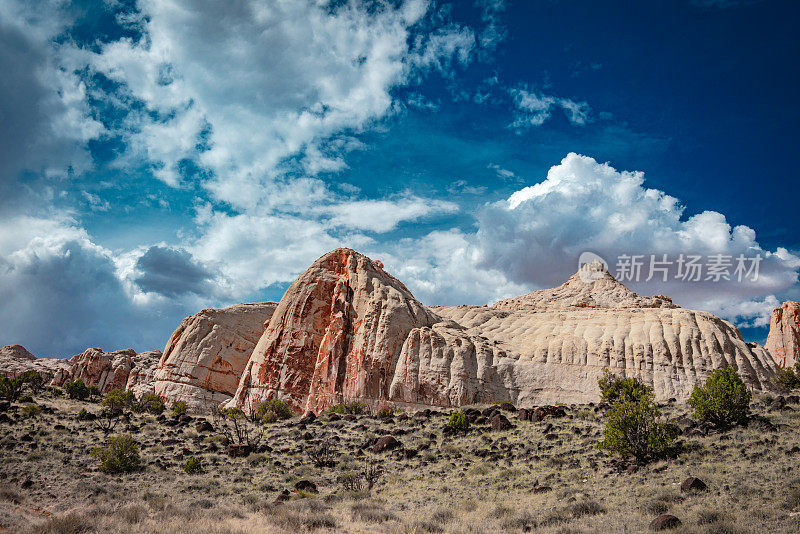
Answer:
xmin=52 ymin=348 xmax=161 ymax=394
xmin=0 ymin=345 xmax=160 ymax=395
xmin=0 ymin=344 xmax=35 ymax=361
xmin=153 ymin=302 xmax=278 ymax=410
xmin=765 ymin=301 xmax=800 ymax=368
xmin=0 ymin=345 xmax=70 ymax=379
xmin=227 ymin=250 xmax=780 ymax=414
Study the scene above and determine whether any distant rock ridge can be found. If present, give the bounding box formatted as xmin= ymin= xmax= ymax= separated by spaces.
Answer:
xmin=153 ymin=302 xmax=278 ymax=411
xmin=765 ymin=301 xmax=800 ymax=368
xmin=224 ymin=248 xmax=779 ymax=414
xmin=0 ymin=345 xmax=160 ymax=395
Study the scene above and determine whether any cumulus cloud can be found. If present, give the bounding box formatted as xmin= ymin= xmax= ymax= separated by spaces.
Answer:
xmin=0 ymin=216 xmax=202 ymax=356
xmin=88 ymin=0 xmax=477 ymax=211
xmin=323 ymin=196 xmax=459 ymax=232
xmin=0 ymin=1 xmax=102 ymax=201
xmin=387 ymin=154 xmax=799 ymax=328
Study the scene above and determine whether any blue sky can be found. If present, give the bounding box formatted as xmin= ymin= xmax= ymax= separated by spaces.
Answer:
xmin=1 ymin=0 xmax=798 ymax=356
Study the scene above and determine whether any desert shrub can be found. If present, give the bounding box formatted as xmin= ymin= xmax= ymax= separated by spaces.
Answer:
xmin=87 ymin=385 xmax=101 ymax=401
xmin=103 ymin=389 xmax=134 ymax=414
xmin=18 ymin=370 xmax=45 ymax=395
xmin=775 ymin=364 xmax=800 ymax=390
xmin=447 ymin=410 xmax=470 ymax=431
xmin=308 ymin=441 xmax=337 ymax=468
xmin=327 ymin=404 xmax=345 ymax=414
xmin=183 ymin=455 xmax=204 ymax=474
xmin=22 ymin=404 xmax=42 ymax=418
xmin=94 ymin=407 xmax=121 ymax=434
xmin=172 ymin=400 xmax=188 ymax=416
xmin=65 ymin=379 xmax=90 ymax=401
xmin=599 ymin=393 xmax=677 ymax=462
xmin=350 ymin=501 xmax=398 ymax=523
xmin=92 ymin=435 xmax=141 ymax=473
xmin=376 ymin=402 xmax=393 ymax=419
xmin=598 ymin=369 xmax=652 ymax=404
xmin=261 ymin=409 xmax=278 ymax=424
xmin=256 ymin=398 xmax=293 ymax=420
xmin=688 ymin=367 xmax=751 ymax=428
xmin=19 ymin=395 xmax=34 ymax=403
xmin=137 ymin=393 xmax=165 ymax=415
xmin=213 ymin=407 xmax=265 ymax=448
xmin=0 ymin=375 xmax=26 ymax=402
xmin=77 ymin=408 xmax=89 ymax=420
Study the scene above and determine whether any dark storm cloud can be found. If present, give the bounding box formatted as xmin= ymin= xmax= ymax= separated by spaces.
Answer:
xmin=134 ymin=246 xmax=213 ymax=298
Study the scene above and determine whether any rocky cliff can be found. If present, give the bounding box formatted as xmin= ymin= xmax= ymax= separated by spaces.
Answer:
xmin=765 ymin=301 xmax=800 ymax=368
xmin=0 ymin=345 xmax=160 ymax=395
xmin=153 ymin=302 xmax=278 ymax=410
xmin=228 ymin=249 xmax=779 ymax=414
xmin=51 ymin=348 xmax=162 ymax=394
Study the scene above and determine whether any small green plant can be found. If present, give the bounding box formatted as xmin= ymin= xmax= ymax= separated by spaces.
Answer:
xmin=88 ymin=385 xmax=101 ymax=401
xmin=65 ymin=379 xmax=90 ymax=400
xmin=21 ymin=404 xmax=42 ymax=418
xmin=137 ymin=393 xmax=165 ymax=415
xmin=256 ymin=398 xmax=293 ymax=420
xmin=18 ymin=370 xmax=45 ymax=395
xmin=688 ymin=367 xmax=751 ymax=428
xmin=597 ymin=369 xmax=652 ymax=404
xmin=182 ymin=456 xmax=203 ymax=474
xmin=103 ymin=389 xmax=134 ymax=414
xmin=261 ymin=409 xmax=278 ymax=424
xmin=77 ymin=408 xmax=89 ymax=420
xmin=327 ymin=404 xmax=345 ymax=414
xmin=18 ymin=395 xmax=34 ymax=403
xmin=447 ymin=410 xmax=470 ymax=431
xmin=775 ymin=364 xmax=800 ymax=390
xmin=172 ymin=400 xmax=188 ymax=416
xmin=0 ymin=375 xmax=26 ymax=402
xmin=92 ymin=435 xmax=141 ymax=473
xmin=599 ymin=393 xmax=676 ymax=462
xmin=376 ymin=402 xmax=393 ymax=419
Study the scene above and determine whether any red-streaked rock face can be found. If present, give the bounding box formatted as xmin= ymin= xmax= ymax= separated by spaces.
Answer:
xmin=227 ymin=248 xmax=440 ymax=414
xmin=153 ymin=302 xmax=277 ymax=411
xmin=765 ymin=301 xmax=800 ymax=367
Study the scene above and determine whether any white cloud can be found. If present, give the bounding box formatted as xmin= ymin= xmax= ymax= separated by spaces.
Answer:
xmin=0 ymin=1 xmax=103 ymax=188
xmin=510 ymin=87 xmax=591 ymax=128
xmin=323 ymin=196 xmax=459 ymax=233
xmin=387 ymin=153 xmax=799 ymax=329
xmin=88 ymin=0 xmax=476 ymax=210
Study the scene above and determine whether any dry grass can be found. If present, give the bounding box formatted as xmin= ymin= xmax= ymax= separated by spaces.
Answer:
xmin=1 ymin=392 xmax=799 ymax=532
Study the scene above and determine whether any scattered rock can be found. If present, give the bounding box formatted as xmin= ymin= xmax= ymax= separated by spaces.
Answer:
xmin=680 ymin=477 xmax=707 ymax=493
xmin=294 ymin=480 xmax=318 ymax=493
xmin=226 ymin=444 xmax=252 ymax=458
xmin=195 ymin=421 xmax=213 ymax=432
xmin=491 ymin=413 xmax=513 ymax=431
xmin=373 ymin=435 xmax=401 ymax=453
xmin=299 ymin=412 xmax=316 ymax=425
xmin=649 ymin=514 xmax=681 ymax=531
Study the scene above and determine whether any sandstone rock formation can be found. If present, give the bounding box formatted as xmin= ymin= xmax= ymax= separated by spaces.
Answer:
xmin=0 ymin=345 xmax=160 ymax=395
xmin=51 ymin=348 xmax=161 ymax=394
xmin=153 ymin=302 xmax=277 ymax=410
xmin=0 ymin=344 xmax=35 ymax=361
xmin=765 ymin=301 xmax=800 ymax=367
xmin=0 ymin=345 xmax=70 ymax=379
xmin=228 ymin=250 xmax=780 ymax=414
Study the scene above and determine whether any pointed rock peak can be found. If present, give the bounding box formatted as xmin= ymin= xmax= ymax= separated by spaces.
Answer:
xmin=303 ymin=248 xmax=416 ymax=300
xmin=0 ymin=344 xmax=36 ymax=360
xmin=494 ymin=260 xmax=678 ymax=311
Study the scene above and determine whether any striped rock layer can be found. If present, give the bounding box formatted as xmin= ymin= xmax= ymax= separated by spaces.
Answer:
xmin=153 ymin=302 xmax=277 ymax=411
xmin=765 ymin=301 xmax=800 ymax=368
xmin=228 ymin=249 xmax=779 ymax=414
